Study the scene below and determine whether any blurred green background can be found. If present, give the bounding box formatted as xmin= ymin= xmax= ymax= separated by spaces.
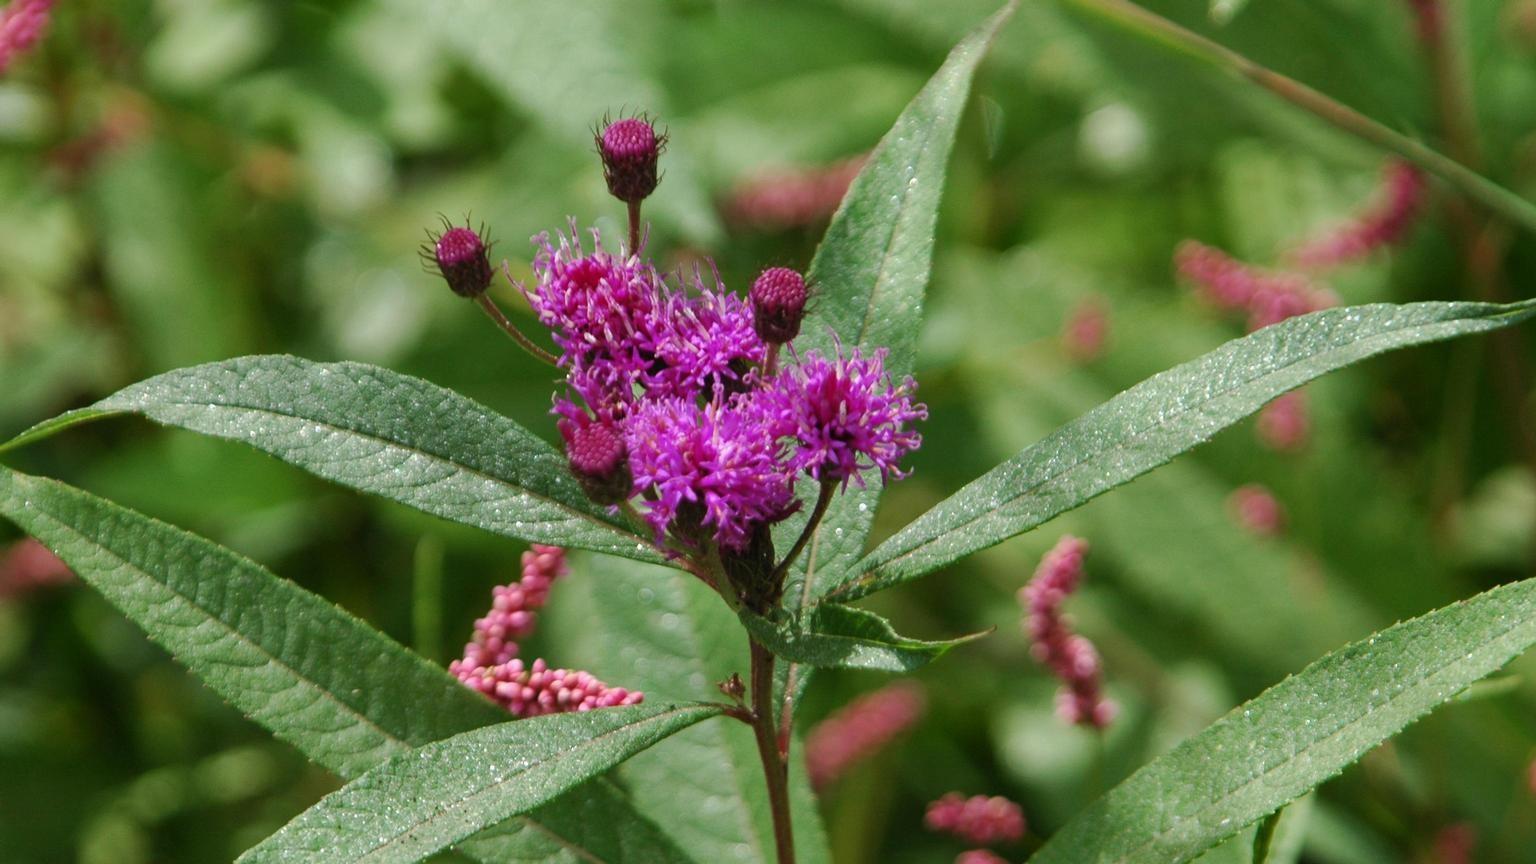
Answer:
xmin=4 ymin=0 xmax=1536 ymax=861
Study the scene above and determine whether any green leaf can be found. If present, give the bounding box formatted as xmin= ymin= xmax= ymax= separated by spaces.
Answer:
xmin=546 ymin=553 xmax=833 ymax=864
xmin=1029 ymin=576 xmax=1536 ymax=864
xmin=842 ymin=299 xmax=1536 ymax=601
xmin=1 ymin=356 xmax=665 ymax=564
xmin=239 ymin=703 xmax=724 ymax=864
xmin=0 ymin=465 xmax=697 ymax=864
xmin=742 ymin=604 xmax=988 ymax=672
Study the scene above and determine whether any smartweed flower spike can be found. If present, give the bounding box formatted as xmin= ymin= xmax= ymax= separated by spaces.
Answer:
xmin=424 ymin=220 xmax=494 ymax=298
xmin=766 ymin=344 xmax=927 ymax=488
xmin=0 ymin=538 xmax=73 ymax=600
xmin=556 ymin=402 xmax=632 ymax=506
xmin=750 ymin=267 xmax=809 ymax=345
xmin=1175 ymin=240 xmax=1334 ymax=332
xmin=450 ymin=545 xmax=567 ymax=671
xmin=954 ymin=851 xmax=1009 ymax=864
xmin=597 ymin=115 xmax=664 ymax=205
xmin=0 ymin=0 xmax=57 ymax=75
xmin=804 ymin=681 xmax=926 ymax=789
xmin=1228 ymin=483 xmax=1285 ymax=536
xmin=725 ymin=155 xmax=867 ymax=231
xmin=1021 ymin=536 xmax=1117 ymax=729
xmin=1290 ymin=160 xmax=1427 ymax=269
xmin=1258 ymin=390 xmax=1310 ymax=452
xmin=924 ymin=794 xmax=1027 ymax=846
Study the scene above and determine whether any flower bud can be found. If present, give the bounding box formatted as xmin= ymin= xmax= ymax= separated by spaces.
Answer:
xmin=750 ymin=267 xmax=808 ymax=344
xmin=558 ymin=411 xmax=632 ymax=506
xmin=425 ymin=222 xmax=493 ymax=298
xmin=597 ymin=116 xmax=664 ymax=204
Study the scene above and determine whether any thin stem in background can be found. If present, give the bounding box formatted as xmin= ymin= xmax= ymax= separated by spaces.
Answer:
xmin=411 ymin=535 xmax=444 ymax=664
xmin=750 ymin=638 xmax=796 ymax=864
xmin=1062 ymin=0 xmax=1536 ymax=237
xmin=474 ymin=292 xmax=560 ymax=367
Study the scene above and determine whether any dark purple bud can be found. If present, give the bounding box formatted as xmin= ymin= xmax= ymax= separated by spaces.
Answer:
xmin=750 ymin=267 xmax=808 ymax=344
xmin=424 ymin=222 xmax=493 ymax=298
xmin=558 ymin=412 xmax=632 ymax=506
xmin=597 ymin=116 xmax=664 ymax=204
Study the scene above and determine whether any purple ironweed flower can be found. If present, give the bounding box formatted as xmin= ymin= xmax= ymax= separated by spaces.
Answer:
xmin=423 ymin=221 xmax=494 ymax=298
xmin=766 ymin=343 xmax=926 ymax=488
xmin=450 ymin=545 xmax=643 ymax=717
xmin=724 ymin=155 xmax=867 ymax=231
xmin=597 ymin=116 xmax=664 ymax=205
xmin=1257 ymin=390 xmax=1309 ymax=453
xmin=1289 ymin=161 xmax=1427 ymax=269
xmin=647 ymin=273 xmax=766 ymax=399
xmin=0 ymin=538 xmax=73 ymax=600
xmin=1228 ymin=483 xmax=1286 ymax=537
xmin=1061 ymin=295 xmax=1109 ymax=362
xmin=1020 ymin=536 xmax=1116 ymax=729
xmin=0 ymin=0 xmax=56 ymax=75
xmin=924 ymin=794 xmax=1027 ymax=846
xmin=804 ymin=681 xmax=926 ymax=789
xmin=954 ymin=851 xmax=1009 ymax=864
xmin=449 ymin=545 xmax=567 ymax=671
xmin=1175 ymin=240 xmax=1334 ymax=332
xmin=625 ymin=391 xmax=796 ymax=551
xmin=556 ymin=400 xmax=632 ymax=506
xmin=750 ymin=267 xmax=809 ymax=345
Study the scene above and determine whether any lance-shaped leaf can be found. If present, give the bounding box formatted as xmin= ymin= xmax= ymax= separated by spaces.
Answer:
xmin=840 ymin=299 xmax=1536 ymax=601
xmin=239 ymin=703 xmax=724 ymax=864
xmin=1029 ymin=575 xmax=1536 ymax=864
xmin=1 ymin=356 xmax=665 ymax=564
xmin=0 ymin=465 xmax=697 ymax=864
xmin=742 ymin=604 xmax=988 ymax=673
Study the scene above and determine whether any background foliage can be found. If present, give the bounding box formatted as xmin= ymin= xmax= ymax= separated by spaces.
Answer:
xmin=3 ymin=0 xmax=1536 ymax=861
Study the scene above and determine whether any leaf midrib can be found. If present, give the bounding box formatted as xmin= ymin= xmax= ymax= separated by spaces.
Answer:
xmin=852 ymin=310 xmax=1509 ymax=587
xmin=352 ymin=706 xmax=716 ymax=863
xmin=1083 ymin=603 xmax=1533 ymax=864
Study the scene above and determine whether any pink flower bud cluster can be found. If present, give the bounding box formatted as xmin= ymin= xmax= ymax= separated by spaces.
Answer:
xmin=1257 ymin=390 xmax=1310 ymax=453
xmin=924 ymin=793 xmax=1027 ymax=846
xmin=1227 ymin=483 xmax=1286 ymax=537
xmin=804 ymin=681 xmax=926 ymax=789
xmin=0 ymin=538 xmax=73 ymax=600
xmin=1020 ymin=536 xmax=1116 ymax=729
xmin=724 ymin=155 xmax=867 ymax=231
xmin=954 ymin=851 xmax=1009 ymax=864
xmin=1174 ymin=240 xmax=1336 ymax=333
xmin=1061 ymin=296 xmax=1110 ymax=362
xmin=0 ymin=0 xmax=56 ymax=75
xmin=1430 ymin=822 xmax=1476 ymax=864
xmin=1290 ymin=161 xmax=1427 ymax=269
xmin=449 ymin=545 xmax=642 ymax=718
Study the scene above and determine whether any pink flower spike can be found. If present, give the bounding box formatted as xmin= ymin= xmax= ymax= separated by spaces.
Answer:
xmin=1257 ymin=390 xmax=1310 ymax=453
xmin=1020 ymin=536 xmax=1116 ymax=729
xmin=924 ymin=793 xmax=1027 ymax=846
xmin=1175 ymin=240 xmax=1333 ymax=332
xmin=956 ymin=851 xmax=1011 ymax=864
xmin=0 ymin=0 xmax=57 ymax=76
xmin=724 ymin=155 xmax=867 ymax=231
xmin=1228 ymin=484 xmax=1286 ymax=537
xmin=0 ymin=538 xmax=73 ymax=599
xmin=1061 ymin=296 xmax=1109 ymax=362
xmin=1430 ymin=822 xmax=1476 ymax=864
xmin=804 ymin=681 xmax=926 ymax=789
xmin=1289 ymin=160 xmax=1427 ymax=269
xmin=449 ymin=545 xmax=568 ymax=672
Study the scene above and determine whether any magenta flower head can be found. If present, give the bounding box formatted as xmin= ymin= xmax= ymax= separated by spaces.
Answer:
xmin=422 ymin=219 xmax=494 ymax=298
xmin=597 ymin=115 xmax=665 ymax=205
xmin=556 ymin=401 xmax=632 ymax=506
xmin=924 ymin=793 xmax=1027 ymax=846
xmin=767 ymin=343 xmax=926 ymax=488
xmin=648 ymin=275 xmax=766 ymax=399
xmin=625 ymin=392 xmax=796 ymax=552
xmin=750 ymin=267 xmax=809 ymax=344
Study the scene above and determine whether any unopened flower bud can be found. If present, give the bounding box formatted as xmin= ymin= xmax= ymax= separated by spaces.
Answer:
xmin=597 ymin=116 xmax=664 ymax=204
xmin=558 ymin=409 xmax=632 ymax=506
xmin=425 ymin=221 xmax=493 ymax=298
xmin=750 ymin=267 xmax=808 ymax=344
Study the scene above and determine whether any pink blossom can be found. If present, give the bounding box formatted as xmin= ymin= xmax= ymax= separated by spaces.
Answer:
xmin=0 ymin=0 xmax=56 ymax=75
xmin=1061 ymin=296 xmax=1109 ymax=362
xmin=1257 ymin=390 xmax=1310 ymax=453
xmin=955 ymin=851 xmax=1009 ymax=864
xmin=1430 ymin=822 xmax=1476 ymax=864
xmin=1175 ymin=240 xmax=1334 ymax=332
xmin=924 ymin=793 xmax=1027 ymax=846
xmin=1290 ymin=161 xmax=1427 ymax=268
xmin=1020 ymin=536 xmax=1116 ymax=729
xmin=0 ymin=538 xmax=73 ymax=599
xmin=725 ymin=156 xmax=867 ymax=231
xmin=1228 ymin=484 xmax=1286 ymax=537
xmin=804 ymin=681 xmax=926 ymax=789
xmin=449 ymin=545 xmax=567 ymax=671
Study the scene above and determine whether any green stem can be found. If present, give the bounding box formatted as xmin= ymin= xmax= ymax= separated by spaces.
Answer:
xmin=473 ymin=292 xmax=560 ymax=367
xmin=771 ymin=481 xmax=835 ymax=586
xmin=627 ymin=200 xmax=643 ymax=256
xmin=750 ymin=638 xmax=796 ymax=864
xmin=1062 ymin=0 xmax=1536 ymax=236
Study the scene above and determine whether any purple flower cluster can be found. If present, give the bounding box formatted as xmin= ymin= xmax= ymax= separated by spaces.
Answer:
xmin=1020 ymin=536 xmax=1116 ymax=729
xmin=924 ymin=793 xmax=1027 ymax=846
xmin=450 ymin=545 xmax=642 ymax=718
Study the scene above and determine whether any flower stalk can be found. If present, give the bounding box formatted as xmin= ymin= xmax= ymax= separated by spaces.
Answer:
xmin=749 ymin=637 xmax=796 ymax=864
